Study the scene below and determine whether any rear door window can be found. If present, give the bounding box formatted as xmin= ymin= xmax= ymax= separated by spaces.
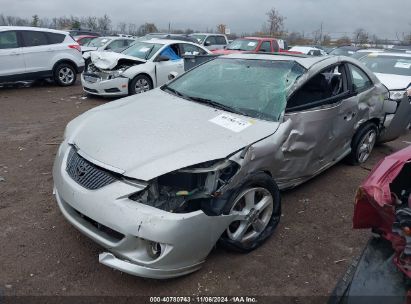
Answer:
xmin=179 ymin=43 xmax=208 ymax=56
xmin=46 ymin=32 xmax=65 ymax=44
xmin=21 ymin=31 xmax=49 ymax=47
xmin=348 ymin=64 xmax=373 ymax=93
xmin=215 ymin=36 xmax=227 ymax=45
xmin=0 ymin=31 xmax=19 ymax=49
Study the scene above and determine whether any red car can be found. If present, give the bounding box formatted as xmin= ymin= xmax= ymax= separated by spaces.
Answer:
xmin=212 ymin=37 xmax=302 ymax=55
xmin=354 ymin=144 xmax=411 ymax=277
xmin=330 ymin=145 xmax=411 ymax=303
xmin=74 ymin=35 xmax=98 ymax=46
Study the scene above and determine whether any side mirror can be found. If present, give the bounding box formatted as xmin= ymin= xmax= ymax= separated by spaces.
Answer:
xmin=168 ymin=71 xmax=178 ymax=81
xmin=204 ymin=41 xmax=212 ymax=46
xmin=156 ymin=55 xmax=170 ymax=62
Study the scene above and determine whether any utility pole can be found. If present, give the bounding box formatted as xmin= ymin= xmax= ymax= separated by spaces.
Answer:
xmin=319 ymin=22 xmax=323 ymax=45
xmin=168 ymin=22 xmax=171 ymax=33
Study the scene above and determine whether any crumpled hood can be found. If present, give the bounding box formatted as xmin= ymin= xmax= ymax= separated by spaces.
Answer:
xmin=374 ymin=73 xmax=411 ymax=90
xmin=90 ymin=51 xmax=146 ymax=70
xmin=69 ymin=89 xmax=279 ymax=180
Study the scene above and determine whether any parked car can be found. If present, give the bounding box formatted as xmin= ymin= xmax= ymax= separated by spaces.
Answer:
xmin=190 ymin=33 xmax=228 ymax=51
xmin=360 ymin=52 xmax=411 ymax=101
xmin=139 ymin=33 xmax=198 ymax=44
xmin=81 ymin=36 xmax=135 ymax=55
xmin=288 ymin=46 xmax=327 ymax=56
xmin=74 ymin=35 xmax=98 ymax=46
xmin=329 ymin=45 xmax=362 ymax=56
xmin=351 ymin=48 xmax=384 ymax=60
xmin=81 ymin=39 xmax=210 ymax=96
xmin=331 ymin=145 xmax=411 ymax=303
xmin=54 ymin=53 xmax=411 ymax=278
xmin=68 ymin=29 xmax=101 ymax=37
xmin=0 ymin=26 xmax=84 ymax=86
xmin=212 ymin=37 xmax=299 ymax=55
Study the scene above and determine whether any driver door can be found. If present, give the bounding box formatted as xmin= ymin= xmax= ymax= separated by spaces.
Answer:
xmin=274 ymin=63 xmax=356 ymax=185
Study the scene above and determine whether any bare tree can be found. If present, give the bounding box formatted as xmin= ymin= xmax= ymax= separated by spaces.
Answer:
xmin=85 ymin=16 xmax=98 ymax=30
xmin=216 ymin=24 xmax=226 ymax=34
xmin=137 ymin=23 xmax=158 ymax=36
xmin=322 ymin=34 xmax=331 ymax=45
xmin=353 ymin=28 xmax=369 ymax=46
xmin=97 ymin=14 xmax=111 ymax=33
xmin=266 ymin=8 xmax=284 ymax=36
xmin=117 ymin=22 xmax=127 ymax=34
xmin=336 ymin=35 xmax=352 ymax=46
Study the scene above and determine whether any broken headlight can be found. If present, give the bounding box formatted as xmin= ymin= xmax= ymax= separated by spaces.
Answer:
xmin=129 ymin=160 xmax=240 ymax=213
xmin=108 ymin=65 xmax=131 ymax=79
xmin=389 ymin=90 xmax=407 ymax=101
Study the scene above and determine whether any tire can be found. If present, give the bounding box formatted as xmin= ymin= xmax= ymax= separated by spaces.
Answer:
xmin=53 ymin=63 xmax=77 ymax=86
xmin=219 ymin=172 xmax=281 ymax=253
xmin=129 ymin=74 xmax=153 ymax=95
xmin=346 ymin=122 xmax=378 ymax=165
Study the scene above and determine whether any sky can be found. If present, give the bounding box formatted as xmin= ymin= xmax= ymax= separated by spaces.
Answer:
xmin=1 ymin=0 xmax=410 ymax=39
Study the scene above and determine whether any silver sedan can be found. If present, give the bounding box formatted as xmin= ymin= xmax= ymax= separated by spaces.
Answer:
xmin=53 ymin=54 xmax=411 ymax=278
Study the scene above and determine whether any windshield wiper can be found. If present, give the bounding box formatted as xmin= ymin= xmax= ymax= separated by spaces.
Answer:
xmin=186 ymin=96 xmax=248 ymax=116
xmin=162 ymin=85 xmax=189 ymax=98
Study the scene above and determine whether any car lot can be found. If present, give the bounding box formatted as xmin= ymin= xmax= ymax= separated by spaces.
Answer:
xmin=1 ymin=80 xmax=410 ymax=296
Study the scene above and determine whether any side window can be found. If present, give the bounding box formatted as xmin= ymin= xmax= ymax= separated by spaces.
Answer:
xmin=287 ymin=64 xmax=347 ymax=111
xmin=205 ymin=36 xmax=217 ymax=46
xmin=0 ymin=31 xmax=18 ymax=49
xmin=259 ymin=41 xmax=271 ymax=52
xmin=21 ymin=31 xmax=48 ymax=47
xmin=180 ymin=43 xmax=207 ymax=56
xmin=46 ymin=33 xmax=65 ymax=44
xmin=215 ymin=36 xmax=227 ymax=45
xmin=348 ymin=64 xmax=373 ymax=92
xmin=107 ymin=40 xmax=121 ymax=50
xmin=159 ymin=44 xmax=181 ymax=60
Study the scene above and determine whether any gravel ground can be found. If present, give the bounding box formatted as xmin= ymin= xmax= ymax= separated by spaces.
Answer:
xmin=1 ymin=80 xmax=410 ymax=298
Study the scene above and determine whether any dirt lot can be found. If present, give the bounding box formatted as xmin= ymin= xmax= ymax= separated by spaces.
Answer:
xmin=1 ymin=80 xmax=410 ymax=298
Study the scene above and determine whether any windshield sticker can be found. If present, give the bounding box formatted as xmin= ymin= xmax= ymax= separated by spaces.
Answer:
xmin=139 ymin=47 xmax=150 ymax=52
xmin=209 ymin=114 xmax=252 ymax=132
xmin=101 ymin=39 xmax=108 ymax=43
xmin=248 ymin=42 xmax=257 ymax=46
xmin=394 ymin=62 xmax=411 ymax=69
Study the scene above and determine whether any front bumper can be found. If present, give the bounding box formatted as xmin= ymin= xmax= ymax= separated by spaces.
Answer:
xmin=53 ymin=143 xmax=235 ymax=278
xmin=81 ymin=73 xmax=129 ymax=97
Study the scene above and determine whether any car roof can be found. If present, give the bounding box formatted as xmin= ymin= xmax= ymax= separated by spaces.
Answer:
xmin=367 ymin=52 xmax=411 ymax=58
xmin=244 ymin=37 xmax=277 ymax=41
xmin=142 ymin=38 xmax=199 ymax=45
xmin=191 ymin=33 xmax=225 ymax=36
xmin=0 ymin=26 xmax=69 ymax=35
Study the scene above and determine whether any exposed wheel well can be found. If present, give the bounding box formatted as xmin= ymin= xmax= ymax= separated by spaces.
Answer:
xmin=53 ymin=60 xmax=78 ymax=74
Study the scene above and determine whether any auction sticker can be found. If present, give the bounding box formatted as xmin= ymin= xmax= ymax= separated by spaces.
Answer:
xmin=210 ymin=114 xmax=252 ymax=132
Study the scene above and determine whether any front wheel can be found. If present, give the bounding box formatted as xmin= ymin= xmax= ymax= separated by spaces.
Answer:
xmin=53 ymin=63 xmax=76 ymax=86
xmin=129 ymin=74 xmax=153 ymax=95
xmin=347 ymin=122 xmax=378 ymax=165
xmin=219 ymin=173 xmax=281 ymax=253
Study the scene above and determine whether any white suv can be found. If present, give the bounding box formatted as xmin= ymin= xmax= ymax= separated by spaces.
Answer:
xmin=0 ymin=26 xmax=85 ymax=86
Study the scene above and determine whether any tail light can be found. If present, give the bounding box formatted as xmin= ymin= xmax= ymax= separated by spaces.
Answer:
xmin=68 ymin=44 xmax=81 ymax=52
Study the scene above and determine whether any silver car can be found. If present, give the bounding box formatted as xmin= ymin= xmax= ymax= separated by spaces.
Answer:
xmin=53 ymin=54 xmax=411 ymax=279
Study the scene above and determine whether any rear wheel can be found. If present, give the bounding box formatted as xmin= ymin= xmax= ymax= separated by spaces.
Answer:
xmin=54 ymin=63 xmax=76 ymax=86
xmin=347 ymin=122 xmax=378 ymax=165
xmin=129 ymin=74 xmax=153 ymax=95
xmin=219 ymin=173 xmax=281 ymax=253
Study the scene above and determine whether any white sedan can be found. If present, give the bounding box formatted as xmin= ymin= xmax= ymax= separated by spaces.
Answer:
xmin=81 ymin=39 xmax=211 ymax=96
xmin=81 ymin=36 xmax=136 ymax=62
xmin=288 ymin=46 xmax=327 ymax=56
xmin=360 ymin=52 xmax=411 ymax=101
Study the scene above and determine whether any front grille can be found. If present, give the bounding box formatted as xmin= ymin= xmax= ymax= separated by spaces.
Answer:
xmin=74 ymin=209 xmax=125 ymax=242
xmin=66 ymin=148 xmax=118 ymax=190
